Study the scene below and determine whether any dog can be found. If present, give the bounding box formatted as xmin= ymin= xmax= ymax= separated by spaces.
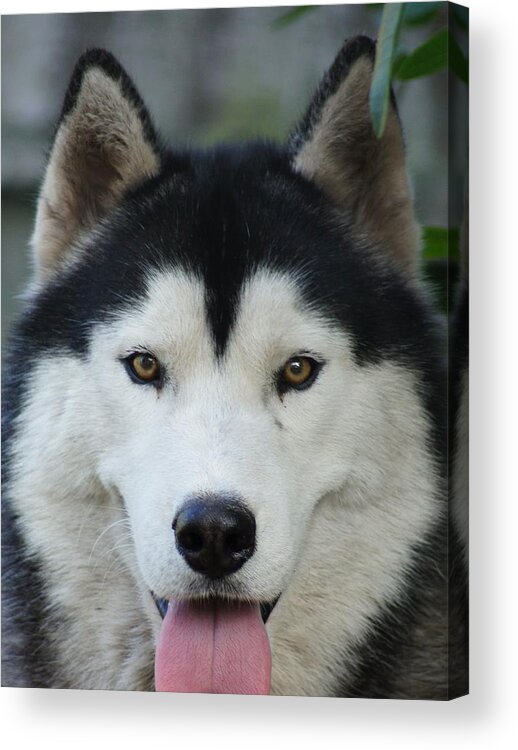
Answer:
xmin=1 ymin=37 xmax=468 ymax=698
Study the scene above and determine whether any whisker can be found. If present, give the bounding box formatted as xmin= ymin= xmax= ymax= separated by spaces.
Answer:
xmin=88 ymin=517 xmax=129 ymax=564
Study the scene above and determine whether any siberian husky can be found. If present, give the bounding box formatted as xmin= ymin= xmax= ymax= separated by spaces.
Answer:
xmin=2 ymin=38 xmax=468 ymax=698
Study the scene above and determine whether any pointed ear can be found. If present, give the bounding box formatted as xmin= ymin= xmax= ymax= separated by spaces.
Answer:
xmin=32 ymin=49 xmax=161 ymax=280
xmin=290 ymin=36 xmax=420 ymax=274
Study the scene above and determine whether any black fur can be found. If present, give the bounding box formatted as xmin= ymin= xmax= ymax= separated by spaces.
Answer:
xmin=448 ymin=283 xmax=470 ymax=697
xmin=8 ymin=142 xmax=444 ymax=383
xmin=1 ymin=501 xmax=54 ymax=687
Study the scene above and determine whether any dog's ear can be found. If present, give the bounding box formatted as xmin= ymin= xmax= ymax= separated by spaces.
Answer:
xmin=290 ymin=36 xmax=419 ymax=274
xmin=32 ymin=49 xmax=161 ymax=280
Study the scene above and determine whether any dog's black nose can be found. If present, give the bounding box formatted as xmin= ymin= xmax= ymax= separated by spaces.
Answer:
xmin=173 ymin=496 xmax=256 ymax=579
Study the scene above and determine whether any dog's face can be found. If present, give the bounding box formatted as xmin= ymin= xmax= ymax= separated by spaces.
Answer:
xmin=22 ymin=43 xmax=433 ymax=615
xmin=92 ymin=265 xmax=360 ymax=604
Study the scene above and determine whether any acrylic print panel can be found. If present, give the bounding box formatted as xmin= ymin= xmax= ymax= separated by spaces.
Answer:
xmin=1 ymin=2 xmax=468 ymax=699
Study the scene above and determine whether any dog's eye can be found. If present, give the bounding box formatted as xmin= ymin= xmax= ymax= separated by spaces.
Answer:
xmin=125 ymin=353 xmax=161 ymax=384
xmin=279 ymin=356 xmax=320 ymax=392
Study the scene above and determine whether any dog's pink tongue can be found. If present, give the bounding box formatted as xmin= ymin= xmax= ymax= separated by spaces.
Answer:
xmin=155 ymin=600 xmax=271 ymax=695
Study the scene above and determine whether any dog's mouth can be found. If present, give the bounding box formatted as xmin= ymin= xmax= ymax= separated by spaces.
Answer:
xmin=152 ymin=593 xmax=278 ymax=623
xmin=151 ymin=592 xmax=279 ymax=695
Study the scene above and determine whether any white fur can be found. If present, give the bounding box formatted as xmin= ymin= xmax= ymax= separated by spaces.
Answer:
xmin=7 ymin=267 xmax=440 ymax=693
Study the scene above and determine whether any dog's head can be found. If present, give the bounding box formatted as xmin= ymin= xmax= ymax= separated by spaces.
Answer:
xmin=23 ymin=41 xmax=440 ymax=692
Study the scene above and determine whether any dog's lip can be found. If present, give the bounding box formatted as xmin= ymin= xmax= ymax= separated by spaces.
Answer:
xmin=152 ymin=593 xmax=169 ymax=619
xmin=151 ymin=592 xmax=280 ymax=624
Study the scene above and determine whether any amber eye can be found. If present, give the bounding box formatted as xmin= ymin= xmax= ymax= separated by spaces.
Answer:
xmin=125 ymin=353 xmax=161 ymax=384
xmin=279 ymin=356 xmax=320 ymax=392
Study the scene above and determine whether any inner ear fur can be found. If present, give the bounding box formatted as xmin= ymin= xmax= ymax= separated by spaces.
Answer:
xmin=32 ymin=49 xmax=161 ymax=280
xmin=291 ymin=36 xmax=420 ymax=274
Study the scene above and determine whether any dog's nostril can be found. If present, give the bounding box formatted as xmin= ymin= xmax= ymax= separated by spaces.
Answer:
xmin=226 ymin=531 xmax=253 ymax=553
xmin=173 ymin=496 xmax=256 ymax=578
xmin=178 ymin=529 xmax=204 ymax=553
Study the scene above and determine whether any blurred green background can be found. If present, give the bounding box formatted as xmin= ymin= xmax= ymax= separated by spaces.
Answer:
xmin=1 ymin=3 xmax=468 ymax=340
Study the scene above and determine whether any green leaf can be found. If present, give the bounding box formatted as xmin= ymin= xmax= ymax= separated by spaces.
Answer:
xmin=271 ymin=6 xmax=317 ymax=29
xmin=395 ymin=27 xmax=448 ymax=80
xmin=392 ymin=48 xmax=408 ymax=77
xmin=369 ymin=3 xmax=404 ymax=138
xmin=394 ymin=27 xmax=468 ymax=84
xmin=448 ymin=30 xmax=469 ymax=84
xmin=422 ymin=226 xmax=460 ymax=261
xmin=403 ymin=2 xmax=441 ymax=26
